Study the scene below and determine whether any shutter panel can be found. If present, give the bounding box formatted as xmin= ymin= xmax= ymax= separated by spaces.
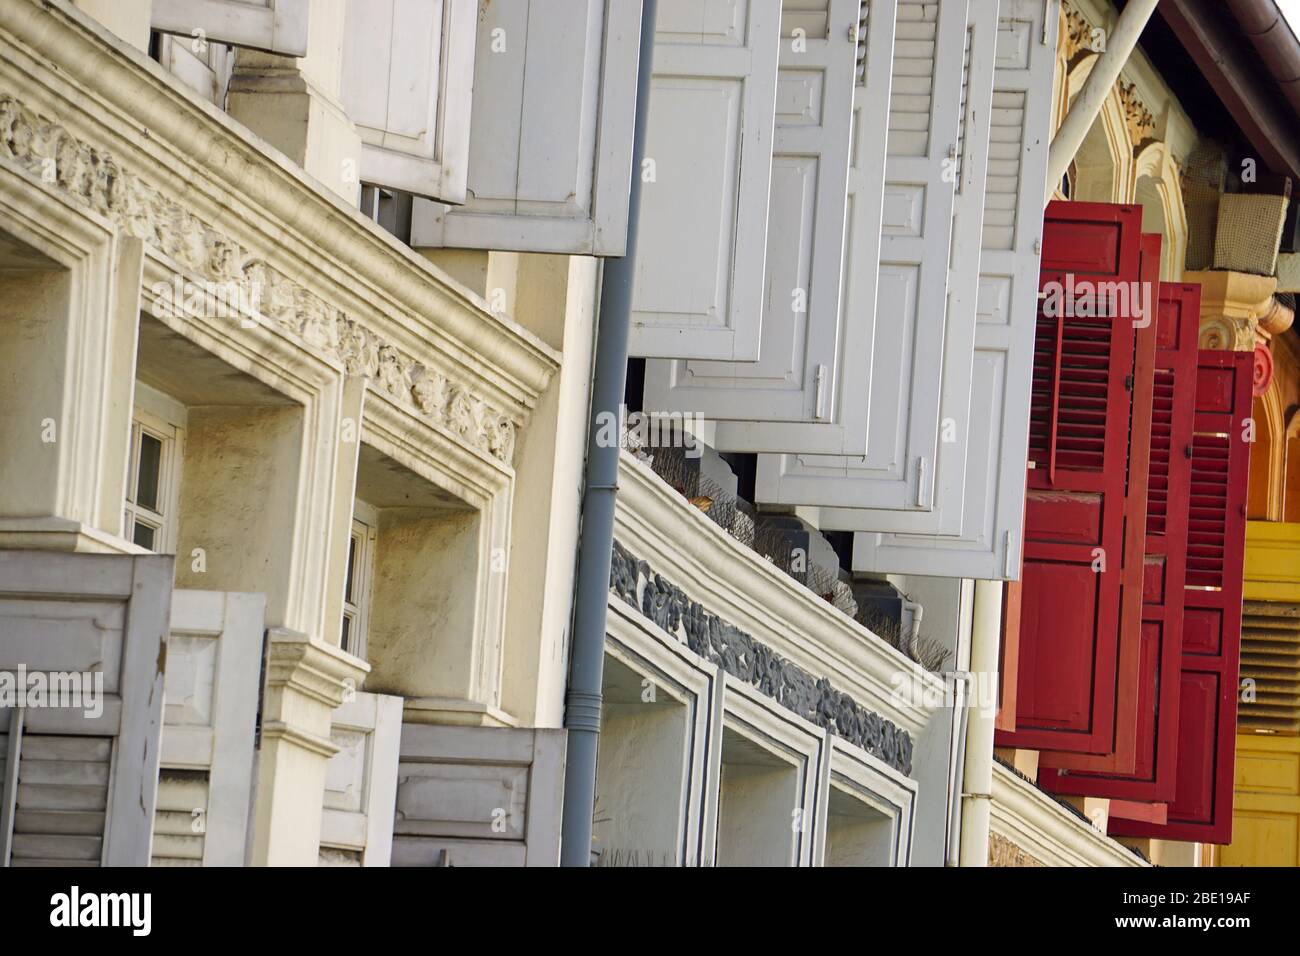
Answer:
xmin=641 ymin=0 xmax=866 ymax=432
xmin=712 ymin=0 xmax=895 ymax=457
xmin=993 ymin=201 xmax=1143 ymax=755
xmin=151 ymin=0 xmax=309 ymax=56
xmin=391 ymin=725 xmax=566 ymax=866
xmin=849 ymin=0 xmax=1058 ymax=578
xmin=1040 ymin=280 xmax=1199 ymax=801
xmin=756 ymin=0 xmax=999 ymax=534
xmin=626 ymin=0 xmax=781 ymax=361
xmin=1110 ymin=348 xmax=1253 ymax=844
xmin=151 ymin=590 xmax=264 ymax=866
xmin=410 ymin=0 xmax=642 ymax=256
xmin=320 ymin=692 xmax=403 ymax=866
xmin=340 ymin=0 xmax=478 ymax=202
xmin=0 ymin=552 xmax=170 ymax=867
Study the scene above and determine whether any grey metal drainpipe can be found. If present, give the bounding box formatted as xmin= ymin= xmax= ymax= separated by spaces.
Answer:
xmin=560 ymin=0 xmax=657 ymax=868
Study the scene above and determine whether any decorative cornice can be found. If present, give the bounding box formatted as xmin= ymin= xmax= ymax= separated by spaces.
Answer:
xmin=0 ymin=91 xmax=521 ymax=464
xmin=1062 ymin=5 xmax=1098 ymax=62
xmin=1118 ymin=80 xmax=1157 ymax=148
xmin=610 ymin=538 xmax=914 ymax=777
xmin=0 ymin=0 xmax=563 ymax=466
xmin=989 ymin=763 xmax=1147 ymax=867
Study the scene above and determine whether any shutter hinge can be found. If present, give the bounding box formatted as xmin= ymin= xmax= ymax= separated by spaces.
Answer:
xmin=1033 ymin=237 xmax=1042 ymax=255
xmin=814 ymin=364 xmax=828 ymax=420
xmin=1004 ymin=530 xmax=1017 ymax=578
xmin=916 ymin=457 xmax=929 ymax=508
xmin=1185 ymin=444 xmax=1194 ymax=460
xmin=1124 ymin=373 xmax=1134 ymax=391
xmin=1042 ymin=0 xmax=1053 ymax=45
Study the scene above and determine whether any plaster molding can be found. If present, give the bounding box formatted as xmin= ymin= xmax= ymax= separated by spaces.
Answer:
xmin=989 ymin=763 xmax=1147 ymax=867
xmin=615 ymin=451 xmax=945 ymax=740
xmin=0 ymin=0 xmax=562 ymax=467
xmin=1186 ymin=269 xmax=1279 ymax=351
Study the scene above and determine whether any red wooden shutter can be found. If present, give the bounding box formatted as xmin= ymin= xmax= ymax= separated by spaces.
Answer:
xmin=1110 ymin=348 xmax=1252 ymax=844
xmin=995 ymin=202 xmax=1142 ymax=754
xmin=1038 ymin=233 xmax=1160 ymax=774
xmin=1040 ymin=281 xmax=1200 ymax=801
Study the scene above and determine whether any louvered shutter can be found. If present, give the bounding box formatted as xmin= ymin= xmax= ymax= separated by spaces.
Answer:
xmin=849 ymin=0 xmax=1058 ymax=579
xmin=627 ymin=0 xmax=781 ymax=361
xmin=641 ymin=0 xmax=866 ymax=432
xmin=993 ymin=201 xmax=1143 ymax=756
xmin=1037 ymin=234 xmax=1160 ymax=776
xmin=320 ymin=692 xmax=403 ymax=866
xmin=151 ymin=590 xmax=264 ymax=866
xmin=410 ymin=0 xmax=642 ymax=256
xmin=756 ymin=0 xmax=999 ymax=533
xmin=0 ymin=552 xmax=169 ymax=867
xmin=151 ymin=0 xmax=309 ymax=56
xmin=340 ymin=0 xmax=478 ymax=202
xmin=1110 ymin=348 xmax=1253 ymax=845
xmin=1041 ymin=280 xmax=1199 ymax=800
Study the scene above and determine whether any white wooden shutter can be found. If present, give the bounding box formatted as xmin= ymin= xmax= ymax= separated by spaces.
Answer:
xmin=753 ymin=0 xmax=971 ymax=513
xmin=151 ymin=590 xmax=264 ymax=866
xmin=340 ymin=0 xmax=478 ymax=202
xmin=626 ymin=0 xmax=781 ymax=361
xmin=852 ymin=0 xmax=1056 ymax=579
xmin=0 ymin=552 xmax=170 ymax=867
xmin=319 ymin=692 xmax=403 ymax=866
xmin=410 ymin=0 xmax=642 ymax=256
xmin=757 ymin=0 xmax=1001 ymax=537
xmin=391 ymin=725 xmax=566 ymax=866
xmin=151 ymin=0 xmax=309 ymax=56
xmin=641 ymin=0 xmax=865 ymax=429
xmin=712 ymin=0 xmax=896 ymax=455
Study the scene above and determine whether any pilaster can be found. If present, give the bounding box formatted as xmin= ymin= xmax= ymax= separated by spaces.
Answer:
xmin=251 ymin=627 xmax=369 ymax=866
xmin=1186 ymin=269 xmax=1278 ymax=351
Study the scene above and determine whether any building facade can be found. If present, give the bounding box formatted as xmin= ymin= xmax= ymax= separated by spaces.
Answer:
xmin=0 ymin=0 xmax=1293 ymax=868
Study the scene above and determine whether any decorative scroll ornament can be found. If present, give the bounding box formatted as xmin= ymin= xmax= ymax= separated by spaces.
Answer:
xmin=610 ymin=539 xmax=915 ymax=776
xmin=1062 ymin=6 xmax=1098 ymax=61
xmin=1253 ymin=343 xmax=1274 ymax=396
xmin=0 ymin=93 xmax=518 ymax=464
xmin=1118 ymin=81 xmax=1157 ymax=147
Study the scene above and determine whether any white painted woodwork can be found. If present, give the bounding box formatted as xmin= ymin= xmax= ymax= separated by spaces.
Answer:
xmin=763 ymin=0 xmax=1000 ymax=535
xmin=410 ymin=0 xmax=642 ymax=256
xmin=642 ymin=0 xmax=862 ymax=426
xmin=755 ymin=0 xmax=971 ymax=513
xmin=713 ymin=0 xmax=897 ymax=455
xmin=0 ymin=551 xmax=170 ymax=866
xmin=341 ymin=0 xmax=478 ymax=202
xmin=852 ymin=0 xmax=1057 ymax=579
xmin=319 ymin=691 xmax=403 ymax=866
xmin=627 ymin=0 xmax=781 ymax=361
xmin=390 ymin=725 xmax=566 ymax=866
xmin=151 ymin=590 xmax=264 ymax=866
xmin=151 ymin=0 xmax=309 ymax=57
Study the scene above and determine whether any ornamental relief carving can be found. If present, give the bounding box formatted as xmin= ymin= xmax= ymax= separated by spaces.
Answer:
xmin=610 ymin=539 xmax=915 ymax=777
xmin=988 ymin=832 xmax=1045 ymax=867
xmin=0 ymin=92 xmax=517 ymax=465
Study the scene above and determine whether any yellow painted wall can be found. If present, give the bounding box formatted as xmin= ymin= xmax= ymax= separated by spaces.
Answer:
xmin=1222 ymin=735 xmax=1300 ymax=866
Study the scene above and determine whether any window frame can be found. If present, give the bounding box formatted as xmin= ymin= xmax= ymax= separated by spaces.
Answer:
xmin=125 ymin=382 xmax=186 ymax=555
xmin=342 ymin=499 xmax=379 ymax=661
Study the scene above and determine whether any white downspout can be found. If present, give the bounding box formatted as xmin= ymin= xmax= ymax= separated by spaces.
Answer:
xmin=1044 ymin=0 xmax=1161 ymax=204
xmin=958 ymin=579 xmax=1002 ymax=866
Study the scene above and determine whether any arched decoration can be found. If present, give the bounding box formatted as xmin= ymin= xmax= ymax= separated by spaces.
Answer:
xmin=1134 ymin=140 xmax=1188 ymax=282
xmin=1254 ymin=343 xmax=1275 ymax=396
xmin=1249 ymin=386 xmax=1286 ymax=520
xmin=1286 ymin=408 xmax=1300 ymax=523
xmin=1065 ymin=56 xmax=1135 ymax=203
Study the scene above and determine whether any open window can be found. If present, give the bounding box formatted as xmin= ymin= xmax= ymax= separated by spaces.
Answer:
xmin=150 ymin=32 xmax=234 ymax=106
xmin=124 ymin=383 xmax=186 ymax=554
xmin=341 ymin=500 xmax=378 ymax=661
xmin=341 ymin=0 xmax=478 ymax=202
